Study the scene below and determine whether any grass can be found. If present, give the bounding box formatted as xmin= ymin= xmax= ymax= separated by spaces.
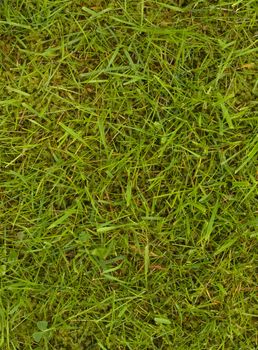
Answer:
xmin=0 ymin=0 xmax=257 ymax=349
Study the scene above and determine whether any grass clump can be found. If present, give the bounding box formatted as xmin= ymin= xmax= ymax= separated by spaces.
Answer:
xmin=0 ymin=0 xmax=257 ymax=349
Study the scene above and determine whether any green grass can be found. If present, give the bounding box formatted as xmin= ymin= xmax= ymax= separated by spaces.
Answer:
xmin=0 ymin=0 xmax=257 ymax=349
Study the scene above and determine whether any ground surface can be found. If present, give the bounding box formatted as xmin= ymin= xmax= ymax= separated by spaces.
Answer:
xmin=0 ymin=0 xmax=257 ymax=349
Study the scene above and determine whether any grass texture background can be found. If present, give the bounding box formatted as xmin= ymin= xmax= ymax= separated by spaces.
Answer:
xmin=0 ymin=0 xmax=257 ymax=349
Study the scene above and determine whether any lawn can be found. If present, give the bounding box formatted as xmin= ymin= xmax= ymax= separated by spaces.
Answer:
xmin=0 ymin=0 xmax=257 ymax=349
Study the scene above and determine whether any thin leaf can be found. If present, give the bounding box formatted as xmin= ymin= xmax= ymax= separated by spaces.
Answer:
xmin=126 ymin=180 xmax=132 ymax=207
xmin=235 ymin=141 xmax=258 ymax=174
xmin=220 ymin=102 xmax=234 ymax=129
xmin=59 ymin=122 xmax=92 ymax=149
xmin=203 ymin=200 xmax=219 ymax=242
xmin=103 ymin=273 xmax=127 ymax=284
xmin=214 ymin=237 xmax=238 ymax=255
xmin=96 ymin=226 xmax=120 ymax=233
xmin=0 ymin=20 xmax=31 ymax=29
xmin=154 ymin=317 xmax=171 ymax=325
xmin=144 ymin=244 xmax=149 ymax=288
xmin=155 ymin=2 xmax=186 ymax=12
xmin=48 ymin=208 xmax=77 ymax=230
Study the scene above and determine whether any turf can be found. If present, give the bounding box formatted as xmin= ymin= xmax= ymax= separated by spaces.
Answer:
xmin=0 ymin=0 xmax=257 ymax=349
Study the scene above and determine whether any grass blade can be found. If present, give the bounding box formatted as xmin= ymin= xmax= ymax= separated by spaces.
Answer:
xmin=202 ymin=200 xmax=219 ymax=243
xmin=48 ymin=208 xmax=77 ymax=230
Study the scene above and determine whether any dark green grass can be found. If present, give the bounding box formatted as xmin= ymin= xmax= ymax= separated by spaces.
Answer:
xmin=0 ymin=0 xmax=257 ymax=349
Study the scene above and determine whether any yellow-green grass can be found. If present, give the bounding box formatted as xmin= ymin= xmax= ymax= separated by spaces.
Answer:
xmin=0 ymin=0 xmax=257 ymax=349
